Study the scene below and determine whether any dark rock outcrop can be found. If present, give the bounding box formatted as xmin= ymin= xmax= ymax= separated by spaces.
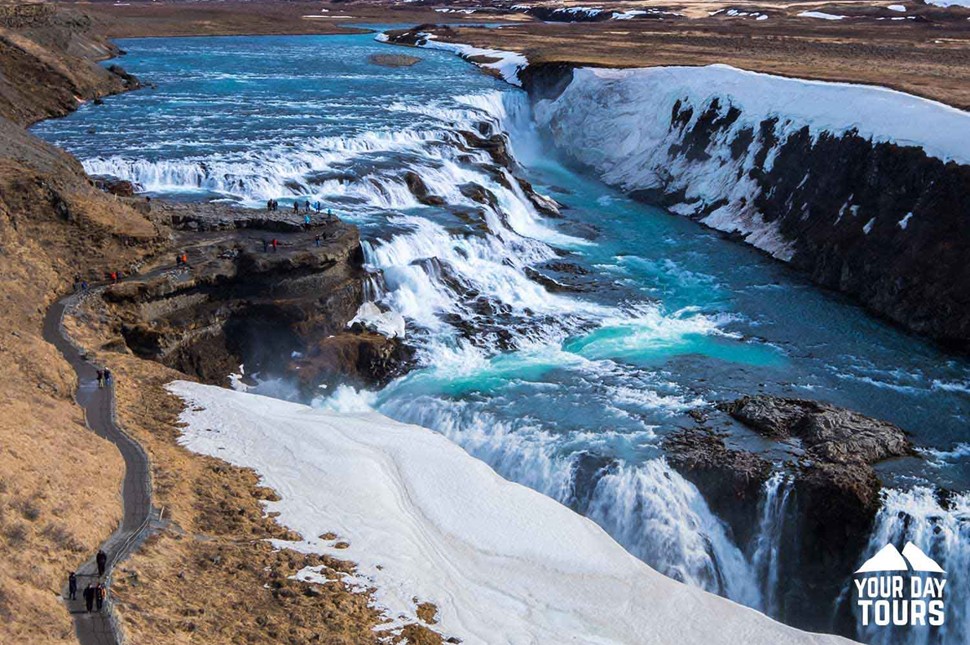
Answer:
xmin=103 ymin=214 xmax=404 ymax=389
xmin=404 ymin=170 xmax=445 ymax=206
xmin=663 ymin=427 xmax=772 ymax=546
xmin=706 ymin=395 xmax=914 ymax=630
xmin=721 ymin=395 xmax=913 ymax=465
xmin=290 ymin=331 xmax=413 ymax=391
xmin=90 ymin=174 xmax=137 ymax=197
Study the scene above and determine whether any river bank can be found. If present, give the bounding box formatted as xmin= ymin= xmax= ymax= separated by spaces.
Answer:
xmin=0 ymin=8 xmax=432 ymax=642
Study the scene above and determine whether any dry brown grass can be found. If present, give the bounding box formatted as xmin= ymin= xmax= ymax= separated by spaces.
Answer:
xmin=413 ymin=10 xmax=970 ymax=109
xmin=0 ymin=116 xmax=160 ymax=645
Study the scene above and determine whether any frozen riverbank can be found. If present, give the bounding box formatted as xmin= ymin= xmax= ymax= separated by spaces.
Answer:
xmin=526 ymin=63 xmax=970 ymax=348
xmin=170 ymin=380 xmax=848 ymax=644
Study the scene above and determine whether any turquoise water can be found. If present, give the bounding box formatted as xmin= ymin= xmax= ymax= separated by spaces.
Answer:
xmin=33 ymin=33 xmax=970 ymax=632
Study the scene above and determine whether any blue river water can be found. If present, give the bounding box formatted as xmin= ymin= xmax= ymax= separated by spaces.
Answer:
xmin=32 ymin=33 xmax=970 ymax=639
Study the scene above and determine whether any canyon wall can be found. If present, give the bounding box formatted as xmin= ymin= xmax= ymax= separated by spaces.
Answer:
xmin=524 ymin=64 xmax=970 ymax=350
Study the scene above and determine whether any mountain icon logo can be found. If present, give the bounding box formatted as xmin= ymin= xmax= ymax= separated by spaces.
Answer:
xmin=855 ymin=542 xmax=945 ymax=574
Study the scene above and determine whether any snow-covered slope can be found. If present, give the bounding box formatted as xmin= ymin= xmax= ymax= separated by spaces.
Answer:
xmin=533 ymin=64 xmax=969 ymax=178
xmin=170 ymin=380 xmax=848 ymax=644
xmin=530 ymin=64 xmax=970 ymax=345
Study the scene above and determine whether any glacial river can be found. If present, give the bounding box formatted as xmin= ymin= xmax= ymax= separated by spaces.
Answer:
xmin=33 ymin=33 xmax=969 ymax=642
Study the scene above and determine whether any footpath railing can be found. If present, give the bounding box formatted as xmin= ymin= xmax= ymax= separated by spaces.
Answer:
xmin=50 ymin=285 xmax=161 ymax=645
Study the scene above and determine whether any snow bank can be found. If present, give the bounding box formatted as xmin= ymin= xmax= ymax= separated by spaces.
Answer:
xmin=798 ymin=10 xmax=846 ymax=19
xmin=532 ymin=64 xmax=970 ymax=260
xmin=421 ymin=36 xmax=527 ymax=87
xmin=170 ymin=381 xmax=847 ymax=644
xmin=535 ymin=65 xmax=970 ymax=166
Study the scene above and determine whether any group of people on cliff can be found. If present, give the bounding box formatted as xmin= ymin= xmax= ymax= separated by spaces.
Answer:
xmin=67 ymin=549 xmax=109 ymax=613
xmin=266 ymin=198 xmax=335 ymax=219
xmin=266 ymin=198 xmax=325 ymax=213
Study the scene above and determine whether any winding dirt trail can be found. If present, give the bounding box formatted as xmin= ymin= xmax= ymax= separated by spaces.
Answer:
xmin=44 ymin=290 xmax=158 ymax=645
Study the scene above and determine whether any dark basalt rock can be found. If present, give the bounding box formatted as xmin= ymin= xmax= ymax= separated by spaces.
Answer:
xmin=458 ymin=130 xmax=514 ymax=169
xmin=290 ymin=331 xmax=414 ymax=392
xmin=103 ymin=212 xmax=404 ymax=390
xmin=721 ymin=395 xmax=913 ymax=464
xmin=709 ymin=394 xmax=915 ymax=630
xmin=663 ymin=427 xmax=772 ymax=546
xmin=105 ymin=63 xmax=141 ymax=90
xmin=458 ymin=182 xmax=497 ymax=208
xmin=368 ymin=53 xmax=421 ymax=68
xmin=90 ymin=174 xmax=137 ymax=197
xmin=403 ymin=170 xmax=445 ymax=206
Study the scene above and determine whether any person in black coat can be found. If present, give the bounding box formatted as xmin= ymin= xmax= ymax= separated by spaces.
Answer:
xmin=68 ymin=571 xmax=77 ymax=600
xmin=83 ymin=584 xmax=95 ymax=612
xmin=96 ymin=549 xmax=107 ymax=577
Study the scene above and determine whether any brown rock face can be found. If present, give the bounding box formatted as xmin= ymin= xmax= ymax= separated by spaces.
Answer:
xmin=0 ymin=5 xmax=140 ymax=126
xmin=102 ymin=217 xmax=392 ymax=388
xmin=291 ymin=331 xmax=413 ymax=393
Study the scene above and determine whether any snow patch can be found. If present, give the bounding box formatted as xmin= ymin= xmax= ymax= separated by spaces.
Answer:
xmin=897 ymin=212 xmax=913 ymax=229
xmin=350 ymin=302 xmax=406 ymax=338
xmin=887 ymin=4 xmax=907 ymax=10
xmin=798 ymin=10 xmax=846 ymax=19
xmin=170 ymin=381 xmax=848 ymax=644
xmin=418 ymin=35 xmax=527 ymax=86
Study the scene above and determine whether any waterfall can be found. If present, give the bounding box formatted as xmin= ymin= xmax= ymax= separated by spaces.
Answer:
xmin=376 ymin=391 xmax=765 ymax=609
xmin=751 ymin=472 xmax=793 ymax=617
xmin=586 ymin=460 xmax=764 ymax=609
xmin=854 ymin=487 xmax=970 ymax=645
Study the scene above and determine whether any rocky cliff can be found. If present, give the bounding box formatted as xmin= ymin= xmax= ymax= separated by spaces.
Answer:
xmin=525 ymin=63 xmax=970 ymax=350
xmin=664 ymin=395 xmax=913 ymax=631
xmin=0 ymin=3 xmax=139 ymax=126
xmin=94 ymin=203 xmax=405 ymax=392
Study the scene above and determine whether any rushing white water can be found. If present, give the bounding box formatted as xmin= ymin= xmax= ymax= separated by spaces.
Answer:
xmin=751 ymin=473 xmax=794 ymax=617
xmin=587 ymin=460 xmax=764 ymax=609
xmin=855 ymin=488 xmax=970 ymax=645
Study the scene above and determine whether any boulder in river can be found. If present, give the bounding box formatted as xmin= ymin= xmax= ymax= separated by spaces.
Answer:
xmin=368 ymin=53 xmax=421 ymax=68
xmin=720 ymin=395 xmax=913 ymax=464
